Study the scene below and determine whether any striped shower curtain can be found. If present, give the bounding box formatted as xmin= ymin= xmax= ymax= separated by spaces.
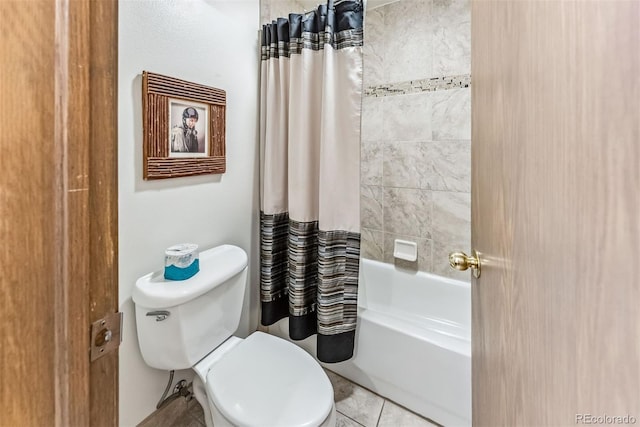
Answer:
xmin=259 ymin=0 xmax=363 ymax=363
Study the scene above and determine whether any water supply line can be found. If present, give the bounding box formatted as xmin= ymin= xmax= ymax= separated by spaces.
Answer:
xmin=156 ymin=370 xmax=192 ymax=409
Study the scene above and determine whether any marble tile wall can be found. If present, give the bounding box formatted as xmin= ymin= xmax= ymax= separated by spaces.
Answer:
xmin=361 ymin=0 xmax=471 ymax=281
xmin=260 ymin=0 xmax=307 ymax=24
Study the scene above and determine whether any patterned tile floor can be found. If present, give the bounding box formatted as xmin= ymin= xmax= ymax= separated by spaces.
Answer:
xmin=138 ymin=370 xmax=439 ymax=427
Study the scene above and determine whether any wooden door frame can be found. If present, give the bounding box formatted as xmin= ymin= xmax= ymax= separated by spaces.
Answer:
xmin=87 ymin=1 xmax=119 ymax=425
xmin=1 ymin=1 xmax=117 ymax=425
xmin=56 ymin=0 xmax=119 ymax=425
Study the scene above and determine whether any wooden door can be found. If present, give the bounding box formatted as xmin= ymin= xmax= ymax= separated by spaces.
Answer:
xmin=0 ymin=1 xmax=118 ymax=426
xmin=471 ymin=1 xmax=640 ymax=425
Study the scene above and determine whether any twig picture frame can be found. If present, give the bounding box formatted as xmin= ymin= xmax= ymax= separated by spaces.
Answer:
xmin=142 ymin=71 xmax=226 ymax=179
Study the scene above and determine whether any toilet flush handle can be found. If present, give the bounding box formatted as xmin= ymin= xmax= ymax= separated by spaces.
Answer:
xmin=146 ymin=310 xmax=170 ymax=321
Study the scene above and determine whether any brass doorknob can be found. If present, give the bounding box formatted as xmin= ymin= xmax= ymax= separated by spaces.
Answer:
xmin=449 ymin=250 xmax=481 ymax=278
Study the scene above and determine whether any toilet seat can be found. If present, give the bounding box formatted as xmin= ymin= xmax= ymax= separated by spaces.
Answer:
xmin=206 ymin=332 xmax=334 ymax=427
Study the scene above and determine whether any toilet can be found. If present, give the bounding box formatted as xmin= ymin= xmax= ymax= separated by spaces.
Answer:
xmin=132 ymin=245 xmax=336 ymax=427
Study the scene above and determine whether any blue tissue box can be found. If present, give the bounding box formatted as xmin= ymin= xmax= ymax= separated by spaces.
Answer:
xmin=164 ymin=259 xmax=199 ymax=281
xmin=164 ymin=243 xmax=200 ymax=281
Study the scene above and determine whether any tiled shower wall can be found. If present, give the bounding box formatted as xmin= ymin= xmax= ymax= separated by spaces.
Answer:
xmin=260 ymin=0 xmax=471 ymax=280
xmin=261 ymin=0 xmax=305 ymax=24
xmin=360 ymin=0 xmax=471 ymax=280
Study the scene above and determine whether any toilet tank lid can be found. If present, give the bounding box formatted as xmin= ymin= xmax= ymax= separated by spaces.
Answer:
xmin=132 ymin=245 xmax=248 ymax=309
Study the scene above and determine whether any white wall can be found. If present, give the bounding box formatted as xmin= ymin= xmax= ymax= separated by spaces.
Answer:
xmin=118 ymin=1 xmax=260 ymax=425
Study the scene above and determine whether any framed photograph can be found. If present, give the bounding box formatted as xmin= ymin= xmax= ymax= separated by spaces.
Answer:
xmin=168 ymin=99 xmax=209 ymax=158
xmin=142 ymin=71 xmax=226 ymax=179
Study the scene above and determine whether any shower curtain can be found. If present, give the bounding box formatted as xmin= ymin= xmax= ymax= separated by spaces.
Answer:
xmin=259 ymin=0 xmax=363 ymax=363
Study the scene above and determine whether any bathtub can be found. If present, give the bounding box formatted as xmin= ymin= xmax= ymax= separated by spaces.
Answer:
xmin=270 ymin=258 xmax=471 ymax=426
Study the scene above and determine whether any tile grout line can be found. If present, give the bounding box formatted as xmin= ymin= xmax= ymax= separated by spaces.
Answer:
xmin=327 ymin=369 xmax=435 ymax=426
xmin=336 ymin=409 xmax=368 ymax=427
xmin=376 ymin=399 xmax=386 ymax=427
xmin=186 ymin=407 xmax=205 ymax=427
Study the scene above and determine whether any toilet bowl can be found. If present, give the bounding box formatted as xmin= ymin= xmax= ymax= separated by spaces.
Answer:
xmin=132 ymin=245 xmax=336 ymax=427
xmin=192 ymin=333 xmax=336 ymax=427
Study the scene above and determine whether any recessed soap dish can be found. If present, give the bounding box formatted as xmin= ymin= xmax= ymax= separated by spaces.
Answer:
xmin=393 ymin=239 xmax=417 ymax=262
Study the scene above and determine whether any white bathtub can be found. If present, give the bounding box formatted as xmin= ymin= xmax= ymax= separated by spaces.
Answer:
xmin=270 ymin=258 xmax=471 ymax=426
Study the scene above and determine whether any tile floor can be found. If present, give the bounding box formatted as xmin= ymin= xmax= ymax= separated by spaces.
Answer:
xmin=137 ymin=370 xmax=439 ymax=427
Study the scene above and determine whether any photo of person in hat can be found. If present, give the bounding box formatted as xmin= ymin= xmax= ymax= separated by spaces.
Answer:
xmin=169 ymin=101 xmax=207 ymax=155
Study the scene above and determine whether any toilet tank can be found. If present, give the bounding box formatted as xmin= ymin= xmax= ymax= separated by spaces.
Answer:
xmin=132 ymin=245 xmax=248 ymax=370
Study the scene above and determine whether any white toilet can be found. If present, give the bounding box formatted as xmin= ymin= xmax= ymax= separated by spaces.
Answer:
xmin=132 ymin=245 xmax=336 ymax=427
